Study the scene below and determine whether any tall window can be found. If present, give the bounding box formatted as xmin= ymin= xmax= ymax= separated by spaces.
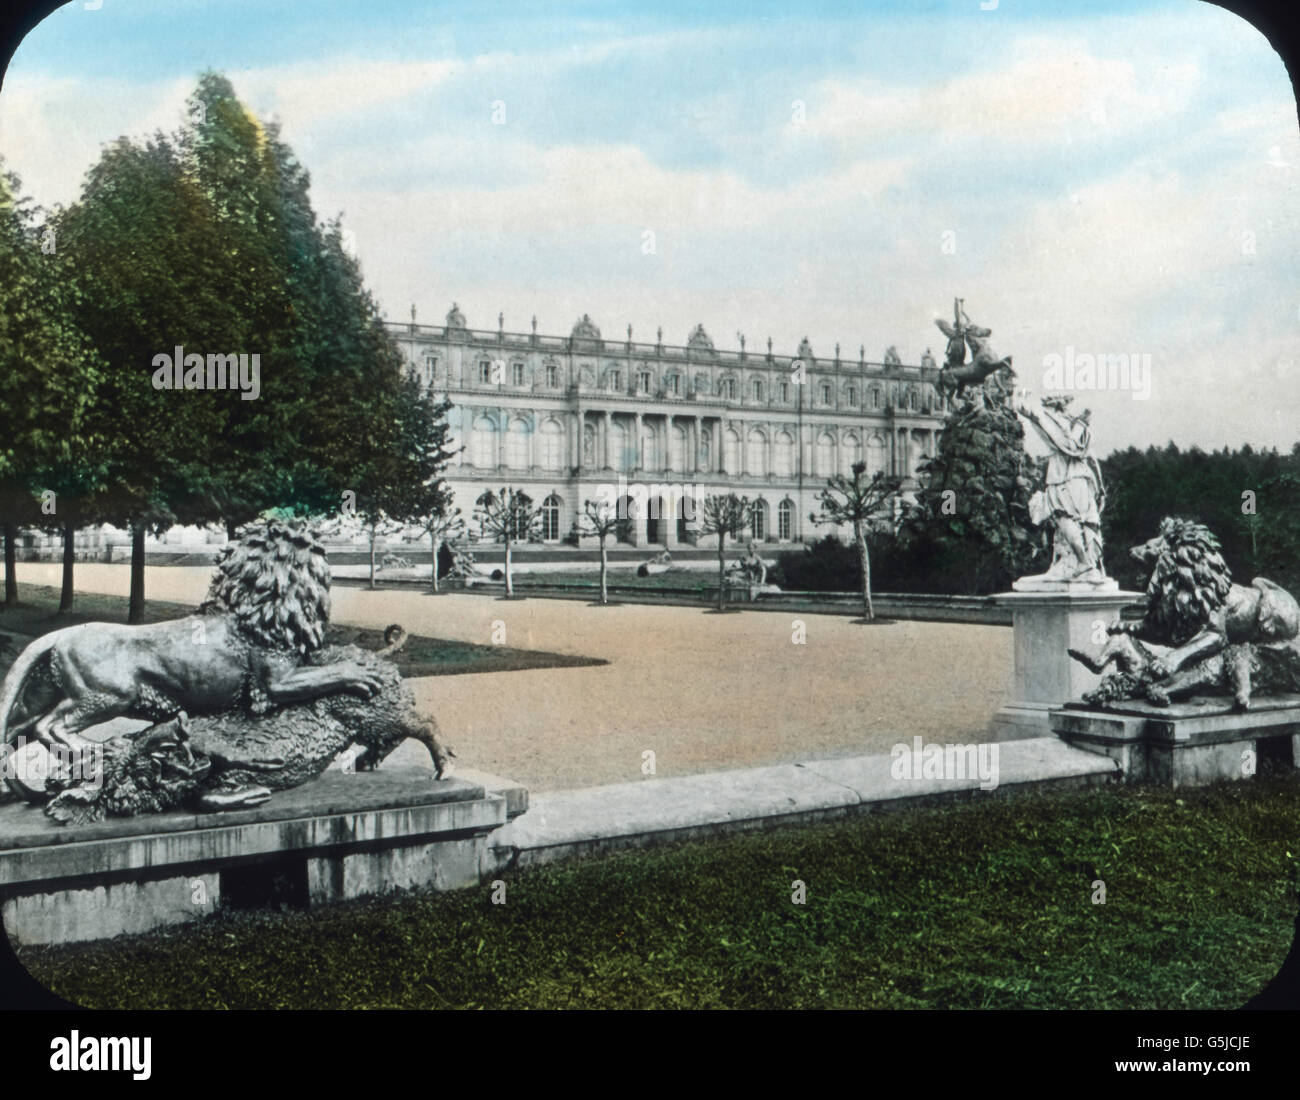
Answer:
xmin=752 ymin=379 xmax=764 ymax=401
xmin=779 ymin=382 xmax=789 ymax=403
xmin=867 ymin=436 xmax=887 ymax=476
xmin=512 ymin=362 xmax=525 ymax=386
xmin=641 ymin=424 xmax=659 ymax=471
xmin=506 ymin=419 xmax=530 ymax=468
xmin=541 ymin=494 xmax=562 ymax=541
xmin=910 ymin=389 xmax=919 ymax=410
xmin=424 ymin=354 xmax=437 ymax=386
xmin=611 ymin=421 xmax=629 ymax=472
xmin=471 ymin=416 xmax=497 ymax=467
xmin=479 ymin=360 xmax=493 ymax=384
xmin=746 ymin=429 xmax=766 ymax=478
xmin=546 ymin=363 xmax=558 ymax=387
xmin=539 ymin=419 xmax=564 ymax=470
xmin=871 ymin=387 xmax=882 ymax=410
xmin=750 ymin=500 xmax=767 ymax=541
xmin=666 ymin=374 xmax=679 ymax=395
xmin=778 ymin=499 xmax=793 ymax=541
xmin=815 ymin=431 xmax=835 ymax=476
xmin=609 ymin=370 xmax=621 ymax=392
xmin=819 ymin=382 xmax=831 ymax=405
xmin=723 ymin=428 xmax=741 ymax=473
xmin=847 ymin=386 xmax=856 ymax=406
xmin=774 ymin=431 xmax=795 ymax=477
xmin=639 ymin=370 xmax=652 ymax=394
xmin=721 ymin=378 xmax=737 ymax=400
xmin=671 ymin=424 xmax=687 ymax=470
xmin=842 ymin=433 xmax=862 ymax=475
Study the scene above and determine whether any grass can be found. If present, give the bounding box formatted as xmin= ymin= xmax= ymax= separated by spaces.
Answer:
xmin=0 ymin=585 xmax=604 ymax=679
xmin=16 ymin=777 xmax=1300 ymax=1009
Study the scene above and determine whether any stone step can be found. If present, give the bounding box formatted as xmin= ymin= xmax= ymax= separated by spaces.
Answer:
xmin=487 ymin=737 xmax=1118 ymax=871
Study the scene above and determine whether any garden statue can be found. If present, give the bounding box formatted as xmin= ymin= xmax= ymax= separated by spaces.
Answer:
xmin=934 ymin=298 xmax=1014 ymax=402
xmin=1013 ymin=392 xmax=1107 ymax=584
xmin=1067 ymin=517 xmax=1300 ymax=709
xmin=0 ymin=522 xmax=452 ymax=823
xmin=727 ymin=540 xmax=771 ymax=587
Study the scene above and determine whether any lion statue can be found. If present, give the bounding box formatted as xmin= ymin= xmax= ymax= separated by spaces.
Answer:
xmin=1 ymin=521 xmax=450 ymax=814
xmin=40 ymin=627 xmax=453 ymax=824
xmin=1067 ymin=516 xmax=1300 ymax=708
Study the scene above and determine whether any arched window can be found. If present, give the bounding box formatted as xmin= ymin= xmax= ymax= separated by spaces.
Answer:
xmin=724 ymin=428 xmax=741 ymax=473
xmin=545 ymin=363 xmax=558 ymax=388
xmin=815 ymin=431 xmax=835 ymax=477
xmin=541 ymin=494 xmax=562 ymax=541
xmin=746 ymin=428 xmax=767 ymax=478
xmin=909 ymin=388 xmax=919 ymax=411
xmin=641 ymin=423 xmax=659 ymax=471
xmin=539 ymin=419 xmax=564 ymax=470
xmin=778 ymin=499 xmax=794 ymax=541
xmin=870 ymin=387 xmax=882 ymax=410
xmin=471 ymin=415 xmax=497 ymax=468
xmin=774 ymin=431 xmax=795 ymax=477
xmin=867 ymin=435 xmax=887 ymax=476
xmin=751 ymin=499 xmax=768 ymax=541
xmin=752 ymin=378 xmax=764 ymax=402
xmin=611 ymin=421 xmax=629 ymax=472
xmin=671 ymin=424 xmax=687 ymax=470
xmin=506 ymin=418 xmax=530 ymax=468
xmin=841 ymin=432 xmax=862 ymax=475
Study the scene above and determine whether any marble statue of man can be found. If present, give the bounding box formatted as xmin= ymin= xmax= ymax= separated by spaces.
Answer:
xmin=1015 ymin=393 xmax=1107 ymax=583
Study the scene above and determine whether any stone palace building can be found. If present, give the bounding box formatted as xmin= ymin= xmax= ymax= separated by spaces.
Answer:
xmin=389 ymin=305 xmax=951 ymax=549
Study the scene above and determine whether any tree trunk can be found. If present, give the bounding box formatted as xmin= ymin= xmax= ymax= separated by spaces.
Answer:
xmin=504 ymin=536 xmax=513 ymax=597
xmin=59 ymin=515 xmax=76 ymax=613
xmin=717 ymin=534 xmax=726 ymax=611
xmin=128 ymin=523 xmax=146 ymax=624
xmin=430 ymin=534 xmax=440 ymax=591
xmin=368 ymin=528 xmax=377 ymax=589
xmin=226 ymin=518 xmax=239 ymax=542
xmin=3 ymin=522 xmax=17 ymax=606
xmin=599 ymin=538 xmax=608 ymax=604
xmin=856 ymin=521 xmax=873 ymax=621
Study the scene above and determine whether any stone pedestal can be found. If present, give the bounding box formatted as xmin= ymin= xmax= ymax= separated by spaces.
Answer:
xmin=1050 ymin=694 xmax=1300 ymax=787
xmin=0 ymin=768 xmax=528 ymax=946
xmin=990 ymin=582 xmax=1142 ymax=740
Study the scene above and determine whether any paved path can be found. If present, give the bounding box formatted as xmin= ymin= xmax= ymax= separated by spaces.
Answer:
xmin=15 ymin=564 xmax=1013 ymax=792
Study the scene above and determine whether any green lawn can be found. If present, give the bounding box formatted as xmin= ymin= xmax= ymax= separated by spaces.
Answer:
xmin=0 ymin=585 xmax=603 ymax=678
xmin=512 ymin=569 xmax=714 ymax=591
xmin=17 ymin=777 xmax=1299 ymax=1009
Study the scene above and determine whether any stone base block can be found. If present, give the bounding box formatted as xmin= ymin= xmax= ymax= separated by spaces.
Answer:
xmin=991 ymin=587 xmax=1143 ymax=739
xmin=1051 ymin=694 xmax=1300 ymax=787
xmin=0 ymin=769 xmax=522 ymax=946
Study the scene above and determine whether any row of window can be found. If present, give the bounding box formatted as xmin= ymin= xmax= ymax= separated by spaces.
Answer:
xmin=415 ymin=353 xmax=929 ymax=410
xmin=466 ymin=417 xmax=925 ymax=477
xmin=526 ymin=495 xmax=795 ymax=543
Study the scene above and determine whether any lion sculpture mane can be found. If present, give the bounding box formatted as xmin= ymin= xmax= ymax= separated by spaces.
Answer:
xmin=0 ymin=521 xmax=451 ymax=819
xmin=1068 ymin=517 xmax=1300 ymax=708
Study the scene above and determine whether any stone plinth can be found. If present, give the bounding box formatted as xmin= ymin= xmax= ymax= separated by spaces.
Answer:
xmin=0 ymin=768 xmax=527 ymax=946
xmin=1050 ymin=694 xmax=1300 ymax=787
xmin=990 ymin=584 xmax=1142 ymax=740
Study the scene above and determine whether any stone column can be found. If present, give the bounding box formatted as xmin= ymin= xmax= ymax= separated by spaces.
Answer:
xmin=603 ymin=410 xmax=612 ymax=470
xmin=497 ymin=407 xmax=507 ymax=469
xmin=634 ymin=412 xmax=644 ymax=473
xmin=694 ymin=416 xmax=703 ymax=474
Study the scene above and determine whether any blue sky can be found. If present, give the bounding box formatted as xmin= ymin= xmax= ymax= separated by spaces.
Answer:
xmin=2 ymin=0 xmax=1297 ymax=453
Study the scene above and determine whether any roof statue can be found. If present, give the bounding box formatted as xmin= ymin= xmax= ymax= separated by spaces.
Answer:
xmin=571 ymin=313 xmax=602 ymax=341
xmin=883 ymin=346 xmax=902 ymax=366
xmin=445 ymin=302 xmax=467 ymax=330
xmin=687 ymin=323 xmax=714 ymax=351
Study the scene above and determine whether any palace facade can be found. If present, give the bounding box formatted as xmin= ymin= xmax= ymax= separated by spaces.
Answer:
xmin=389 ymin=305 xmax=952 ymax=549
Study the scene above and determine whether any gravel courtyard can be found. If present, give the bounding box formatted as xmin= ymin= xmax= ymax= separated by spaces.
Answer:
xmin=13 ymin=564 xmax=1012 ymax=792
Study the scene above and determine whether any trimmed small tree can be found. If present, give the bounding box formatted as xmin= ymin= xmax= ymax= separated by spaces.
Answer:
xmin=810 ymin=461 xmax=902 ymax=621
xmin=699 ymin=493 xmax=752 ymax=611
xmin=474 ymin=487 xmax=541 ymax=597
xmin=405 ymin=504 xmax=465 ymax=592
xmin=579 ymin=497 xmax=632 ymax=605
